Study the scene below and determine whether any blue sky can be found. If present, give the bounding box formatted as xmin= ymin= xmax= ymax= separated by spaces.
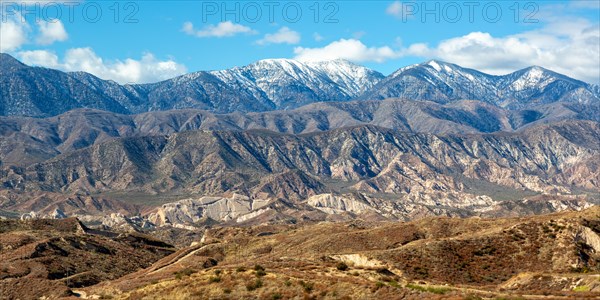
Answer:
xmin=1 ymin=0 xmax=599 ymax=84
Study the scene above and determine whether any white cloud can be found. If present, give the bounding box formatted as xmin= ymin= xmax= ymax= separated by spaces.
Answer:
xmin=17 ymin=48 xmax=188 ymax=84
xmin=182 ymin=21 xmax=256 ymax=38
xmin=16 ymin=49 xmax=60 ymax=67
xmin=294 ymin=38 xmax=400 ymax=63
xmin=256 ymin=27 xmax=300 ymax=45
xmin=0 ymin=13 xmax=29 ymax=52
xmin=0 ymin=12 xmax=69 ymax=51
xmin=405 ymin=20 xmax=600 ymax=83
xmin=36 ymin=20 xmax=68 ymax=45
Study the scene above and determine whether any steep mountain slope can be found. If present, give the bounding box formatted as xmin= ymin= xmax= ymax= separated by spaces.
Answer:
xmin=360 ymin=60 xmax=599 ymax=108
xmin=2 ymin=98 xmax=598 ymax=167
xmin=0 ymin=54 xmax=130 ymax=117
xmin=209 ymin=58 xmax=384 ymax=109
xmin=2 ymin=54 xmax=598 ymax=117
xmin=3 ymin=121 xmax=598 ymax=200
xmin=0 ymin=54 xmax=383 ymax=116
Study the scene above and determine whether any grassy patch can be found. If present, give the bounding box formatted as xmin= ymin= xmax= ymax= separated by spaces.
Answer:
xmin=406 ymin=283 xmax=451 ymax=294
xmin=573 ymin=285 xmax=590 ymax=292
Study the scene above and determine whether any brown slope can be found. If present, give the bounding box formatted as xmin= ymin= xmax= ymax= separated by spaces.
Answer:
xmin=81 ymin=207 xmax=600 ymax=299
xmin=3 ymin=121 xmax=599 ymax=198
xmin=0 ymin=218 xmax=175 ymax=299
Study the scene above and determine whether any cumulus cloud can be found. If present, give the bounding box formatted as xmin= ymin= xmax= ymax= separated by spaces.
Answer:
xmin=36 ymin=20 xmax=68 ymax=45
xmin=256 ymin=27 xmax=300 ymax=45
xmin=17 ymin=48 xmax=188 ymax=84
xmin=405 ymin=20 xmax=600 ymax=83
xmin=0 ymin=13 xmax=29 ymax=52
xmin=0 ymin=13 xmax=68 ymax=51
xmin=182 ymin=21 xmax=257 ymax=38
xmin=16 ymin=49 xmax=60 ymax=67
xmin=294 ymin=39 xmax=400 ymax=63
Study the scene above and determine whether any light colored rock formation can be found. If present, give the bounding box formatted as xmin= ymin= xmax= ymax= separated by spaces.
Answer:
xmin=148 ymin=194 xmax=271 ymax=226
xmin=20 ymin=211 xmax=39 ymax=220
xmin=307 ymin=194 xmax=374 ymax=214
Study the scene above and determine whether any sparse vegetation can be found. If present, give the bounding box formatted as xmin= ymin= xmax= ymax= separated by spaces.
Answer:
xmin=174 ymin=268 xmax=195 ymax=280
xmin=9 ymin=208 xmax=600 ymax=300
xmin=406 ymin=283 xmax=450 ymax=294
xmin=299 ymin=280 xmax=314 ymax=293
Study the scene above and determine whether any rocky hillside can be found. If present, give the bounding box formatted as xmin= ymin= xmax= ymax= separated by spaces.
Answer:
xmin=77 ymin=207 xmax=600 ymax=299
xmin=0 ymin=120 xmax=597 ymax=225
xmin=5 ymin=121 xmax=598 ymax=194
xmin=1 ymin=98 xmax=598 ymax=167
xmin=0 ymin=218 xmax=175 ymax=299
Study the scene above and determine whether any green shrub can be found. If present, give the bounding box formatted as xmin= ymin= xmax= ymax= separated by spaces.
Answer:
xmin=246 ymin=279 xmax=263 ymax=291
xmin=236 ymin=266 xmax=247 ymax=272
xmin=299 ymin=280 xmax=314 ymax=293
xmin=336 ymin=262 xmax=349 ymax=271
xmin=272 ymin=293 xmax=283 ymax=300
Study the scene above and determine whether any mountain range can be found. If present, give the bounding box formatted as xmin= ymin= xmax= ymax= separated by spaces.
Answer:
xmin=1 ymin=53 xmax=598 ymax=117
xmin=0 ymin=52 xmax=599 ymax=226
xmin=3 ymin=29 xmax=600 ymax=300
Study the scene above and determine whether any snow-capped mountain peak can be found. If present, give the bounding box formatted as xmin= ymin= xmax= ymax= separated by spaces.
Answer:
xmin=361 ymin=61 xmax=598 ymax=109
xmin=207 ymin=58 xmax=384 ymax=108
